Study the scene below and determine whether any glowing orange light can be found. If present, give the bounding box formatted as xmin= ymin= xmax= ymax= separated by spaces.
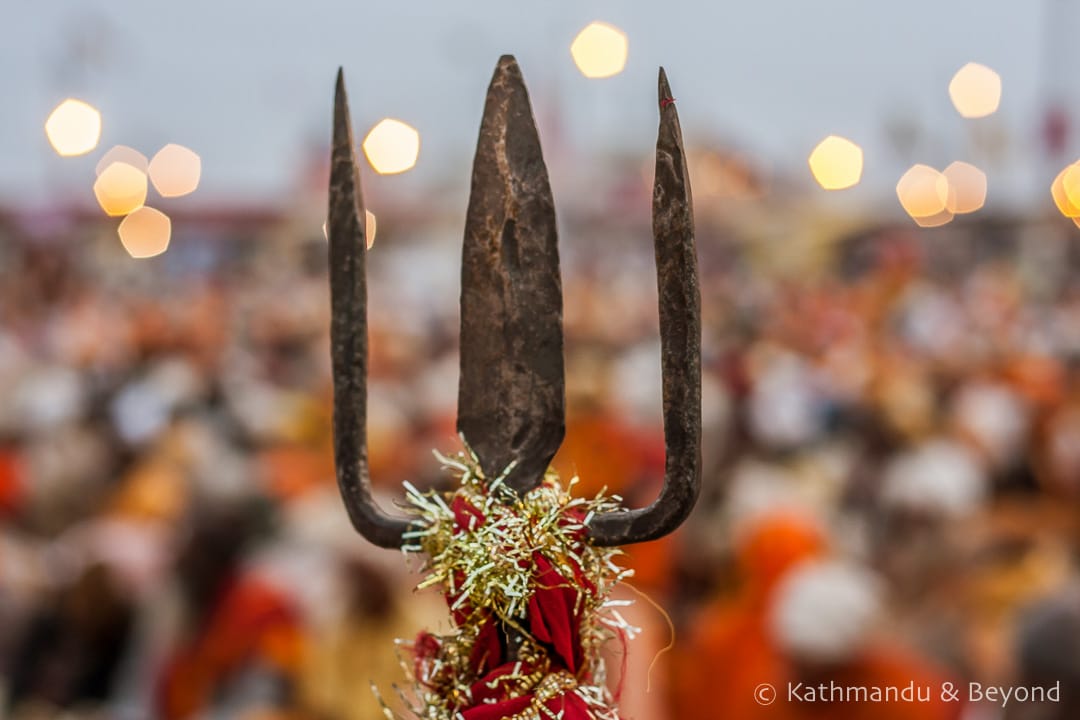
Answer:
xmin=96 ymin=146 xmax=148 ymax=176
xmin=897 ymin=164 xmax=949 ymax=219
xmin=913 ymin=209 xmax=954 ymax=228
xmin=571 ymin=21 xmax=629 ymax=79
xmin=45 ymin=99 xmax=102 ymax=157
xmin=1060 ymin=163 xmax=1080 ymax=211
xmin=1052 ymin=165 xmax=1080 ymax=217
xmin=322 ymin=209 xmax=376 ymax=248
xmin=365 ymin=210 xmax=377 ymax=247
xmin=362 ymin=119 xmax=420 ymax=175
xmin=942 ymin=161 xmax=986 ymax=214
xmin=93 ymin=162 xmax=148 ymax=217
xmin=948 ymin=63 xmax=1001 ymax=119
xmin=808 ymin=135 xmax=863 ymax=190
xmin=148 ymin=144 xmax=201 ymax=197
xmin=118 ymin=207 xmax=171 ymax=258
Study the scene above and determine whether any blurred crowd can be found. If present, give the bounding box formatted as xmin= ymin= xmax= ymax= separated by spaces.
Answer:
xmin=0 ymin=208 xmax=1078 ymax=720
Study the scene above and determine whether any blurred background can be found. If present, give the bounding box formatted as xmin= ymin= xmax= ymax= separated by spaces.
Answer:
xmin=2 ymin=2 xmax=1080 ymax=719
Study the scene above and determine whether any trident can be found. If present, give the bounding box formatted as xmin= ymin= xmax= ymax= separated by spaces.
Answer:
xmin=328 ymin=53 xmax=699 ymax=568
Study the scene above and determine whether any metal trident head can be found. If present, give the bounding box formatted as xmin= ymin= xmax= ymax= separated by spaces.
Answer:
xmin=328 ymin=56 xmax=700 ymax=549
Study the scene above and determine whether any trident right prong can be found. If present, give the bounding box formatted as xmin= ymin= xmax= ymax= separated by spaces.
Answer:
xmin=587 ymin=67 xmax=702 ymax=546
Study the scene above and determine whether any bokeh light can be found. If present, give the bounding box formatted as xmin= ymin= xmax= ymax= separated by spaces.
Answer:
xmin=93 ymin=162 xmax=148 ymax=217
xmin=148 ymin=144 xmax=201 ymax=198
xmin=1051 ymin=164 xmax=1080 ymax=217
xmin=948 ymin=63 xmax=1001 ymax=119
xmin=897 ymin=164 xmax=949 ymax=219
xmin=44 ymin=99 xmax=102 ymax=157
xmin=942 ymin=161 xmax=987 ymax=214
xmin=570 ymin=21 xmax=629 ymax=79
xmin=118 ymin=206 xmax=171 ymax=258
xmin=365 ymin=209 xmax=377 ymax=247
xmin=96 ymin=146 xmax=148 ymax=176
xmin=913 ymin=209 xmax=954 ymax=228
xmin=1060 ymin=163 xmax=1080 ymax=211
xmin=362 ymin=119 xmax=420 ymax=175
xmin=808 ymin=135 xmax=863 ymax=190
xmin=322 ymin=209 xmax=377 ymax=248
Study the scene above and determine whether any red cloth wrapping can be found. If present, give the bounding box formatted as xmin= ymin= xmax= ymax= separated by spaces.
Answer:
xmin=461 ymin=689 xmax=593 ymax=720
xmin=452 ymin=494 xmax=486 ymax=531
xmin=416 ymin=492 xmax=604 ymax=719
xmin=528 ymin=553 xmax=583 ymax=673
xmin=462 ymin=694 xmax=533 ymax=720
xmin=469 ymin=616 xmax=502 ymax=676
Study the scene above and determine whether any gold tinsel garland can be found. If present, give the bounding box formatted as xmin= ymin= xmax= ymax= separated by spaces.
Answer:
xmin=377 ymin=444 xmax=637 ymax=720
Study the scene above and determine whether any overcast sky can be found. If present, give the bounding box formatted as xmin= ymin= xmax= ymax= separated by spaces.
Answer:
xmin=4 ymin=1 xmax=1076 ymax=208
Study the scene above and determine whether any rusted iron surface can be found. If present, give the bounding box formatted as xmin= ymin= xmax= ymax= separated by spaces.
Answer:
xmin=458 ymin=55 xmax=565 ymax=496
xmin=328 ymin=69 xmax=413 ymax=548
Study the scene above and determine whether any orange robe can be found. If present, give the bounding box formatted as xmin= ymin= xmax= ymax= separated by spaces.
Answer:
xmin=670 ymin=512 xmax=827 ymax=720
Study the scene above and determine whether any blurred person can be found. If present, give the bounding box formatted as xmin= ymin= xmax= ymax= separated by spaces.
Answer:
xmin=108 ymin=357 xmax=208 ymax=449
xmin=10 ymin=364 xmax=86 ymax=434
xmin=1035 ymin=391 xmax=1080 ymax=498
xmin=669 ymin=509 xmax=827 ymax=719
xmin=768 ymin=560 xmax=963 ymax=720
xmin=946 ymin=503 xmax=1075 ymax=693
xmin=47 ymin=289 xmax=137 ymax=372
xmin=556 ymin=348 xmax=675 ymax=594
xmin=5 ymin=561 xmax=135 ymax=716
xmin=1007 ymin=583 xmax=1080 ymax=720
xmin=871 ymin=439 xmax=990 ymax=669
xmin=746 ymin=348 xmax=825 ymax=452
xmin=247 ymin=487 xmax=442 ymax=720
xmin=554 ymin=346 xmax=678 ymax=719
xmin=19 ymin=422 xmax=113 ymax=535
xmin=950 ymin=380 xmax=1031 ymax=488
xmin=895 ymin=282 xmax=967 ymax=362
xmin=301 ymin=556 xmax=437 ymax=720
xmin=555 ymin=345 xmax=659 ymax=504
xmin=257 ymin=440 xmax=335 ymax=505
xmin=867 ymin=353 xmax=938 ymax=445
xmin=58 ymin=456 xmax=192 ymax=720
xmin=723 ymin=459 xmax=835 ymax=532
xmin=156 ymin=499 xmax=307 ymax=720
xmin=875 ymin=439 xmax=988 ymax=597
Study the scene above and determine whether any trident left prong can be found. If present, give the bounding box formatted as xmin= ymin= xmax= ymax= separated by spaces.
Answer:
xmin=328 ymin=69 xmax=414 ymax=548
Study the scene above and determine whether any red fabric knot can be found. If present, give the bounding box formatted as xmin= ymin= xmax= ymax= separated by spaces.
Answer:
xmin=660 ymin=96 xmax=676 ymax=109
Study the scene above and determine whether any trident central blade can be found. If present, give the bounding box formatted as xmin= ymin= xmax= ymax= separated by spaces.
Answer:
xmin=457 ymin=55 xmax=565 ymax=495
